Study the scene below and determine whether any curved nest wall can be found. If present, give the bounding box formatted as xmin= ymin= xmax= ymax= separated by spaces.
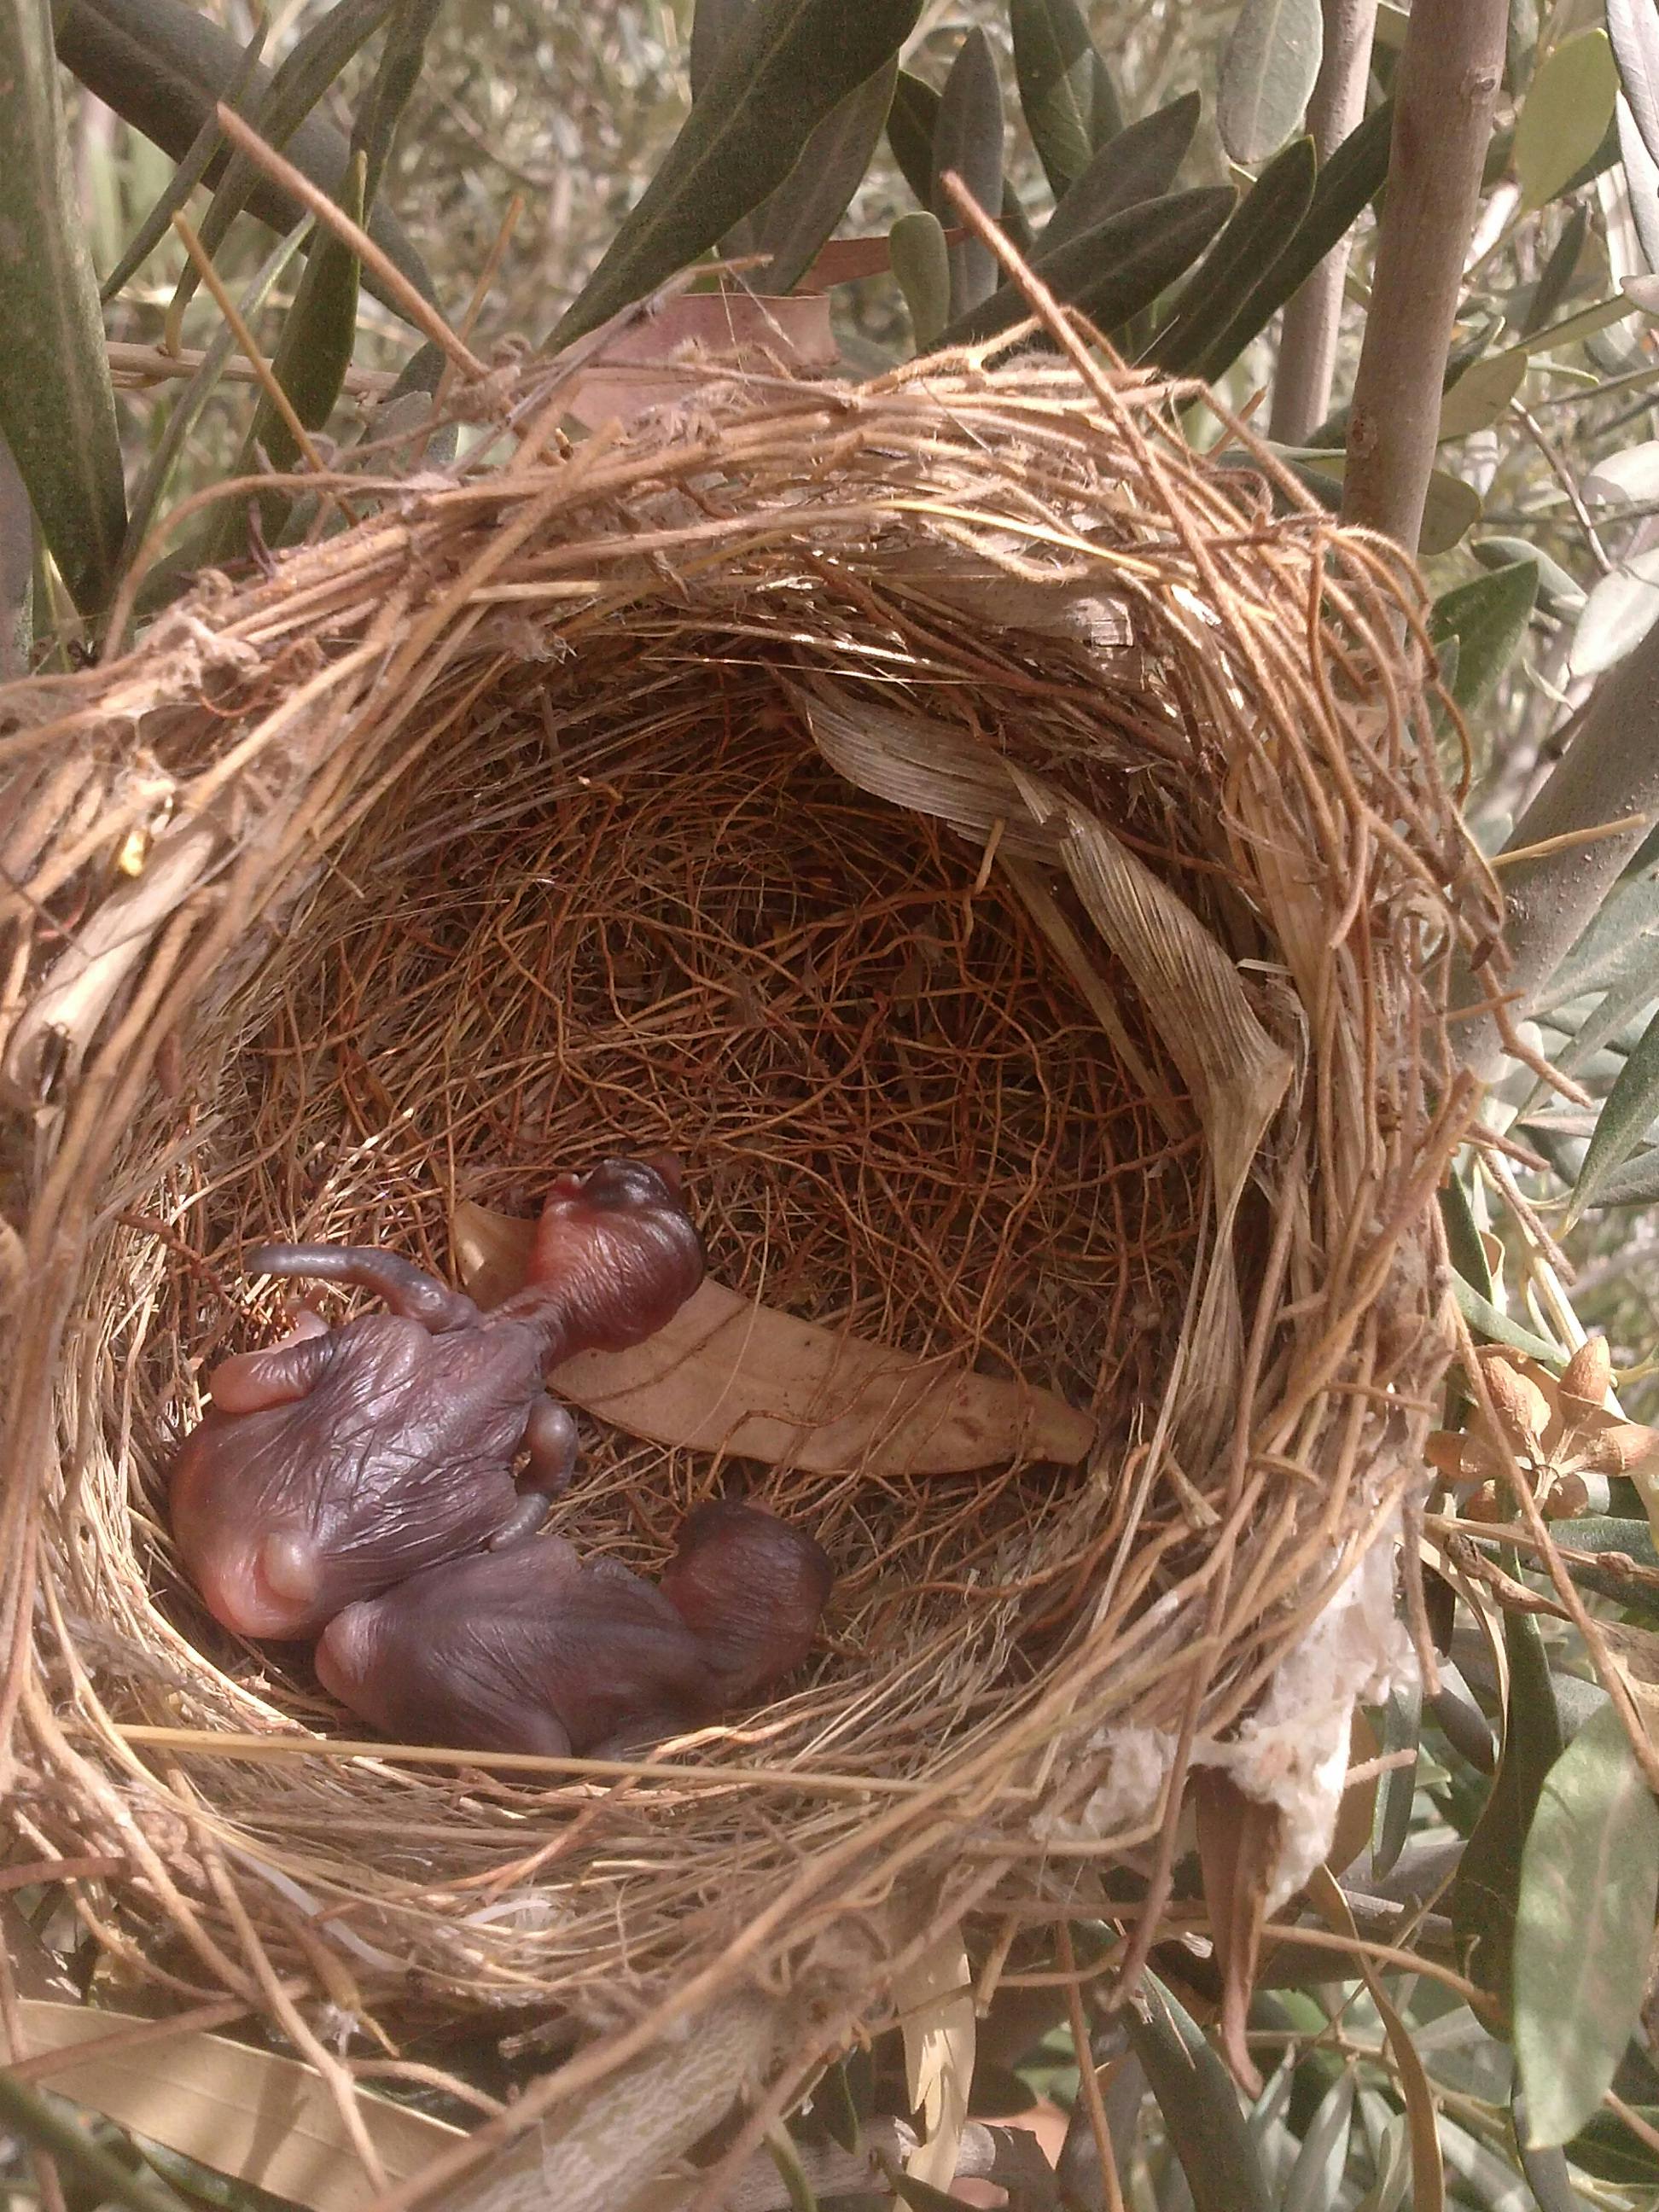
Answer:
xmin=0 ymin=358 xmax=1496 ymax=2059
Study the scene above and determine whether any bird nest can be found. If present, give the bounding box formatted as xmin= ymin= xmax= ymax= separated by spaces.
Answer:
xmin=0 ymin=352 xmax=1496 ymax=2126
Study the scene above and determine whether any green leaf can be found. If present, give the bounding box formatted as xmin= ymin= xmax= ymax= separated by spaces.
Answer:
xmin=1515 ymin=1702 xmax=1659 ymax=2144
xmin=56 ymin=0 xmax=432 ymax=314
xmin=1452 ymin=1277 xmax=1566 ymax=1366
xmin=1217 ymin=0 xmax=1324 ymax=166
xmin=1286 ymin=455 xmax=1481 ymax=551
xmin=1522 ymin=203 xmax=1589 ymax=336
xmin=1039 ymin=90 xmax=1199 ymax=256
xmin=765 ymin=2125 xmax=821 ymax=2212
xmin=1570 ymin=1144 xmax=1659 ymax=1208
xmin=941 ymin=185 xmax=1233 ymax=347
xmin=99 ymin=7 xmax=267 ymax=302
xmin=0 ymin=0 xmax=126 ymax=615
xmin=1437 ymin=347 xmax=1528 ymax=439
xmin=1539 ymin=867 xmax=1659 ymax=1014
xmin=889 ymin=67 xmax=1031 ymax=247
xmin=1440 ymin=1172 xmax=1495 ymax=1300
xmin=553 ymin=0 xmax=921 ymax=347
xmin=1568 ymin=2105 xmax=1659 ymax=2182
xmin=1552 ymin=1515 xmax=1659 ymax=1563
xmin=690 ymin=0 xmax=746 ymax=100
xmin=1281 ymin=2069 xmax=1355 ymax=2212
xmin=349 ymin=0 xmax=445 ymax=209
xmin=1010 ymin=0 xmax=1121 ymax=196
xmin=730 ymin=59 xmax=896 ymax=292
xmin=1428 ymin=559 xmax=1539 ymax=713
xmin=884 ymin=2168 xmax=967 ymax=2212
xmin=816 ymin=2059 xmax=864 ymax=2156
xmin=1472 ymin=534 xmax=1584 ymax=616
xmin=1516 ymin=28 xmax=1618 ymax=212
xmin=1189 ymin=94 xmax=1394 ymax=381
xmin=1571 ymin=549 xmax=1659 ymax=678
xmin=1452 ymin=1604 xmax=1567 ymax=2007
xmin=0 ymin=432 xmax=32 ymax=674
xmin=114 ymin=218 xmax=307 ymax=602
xmin=932 ymin=27 xmax=1003 ymax=315
xmin=1567 ymin=998 xmax=1659 ymax=1225
xmin=1372 ymin=1680 xmax=1422 ymax=1878
xmin=1147 ymin=134 xmax=1315 ymax=376
xmin=172 ymin=0 xmax=388 ymax=327
xmin=212 ymin=153 xmax=364 ymax=558
xmin=887 ymin=67 xmax=940 ymax=204
xmin=891 ymin=210 xmax=951 ymax=350
xmin=1126 ymin=1977 xmax=1274 ymax=2212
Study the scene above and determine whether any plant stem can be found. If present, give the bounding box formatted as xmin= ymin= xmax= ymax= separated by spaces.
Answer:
xmin=1340 ymin=0 xmax=1507 ymax=548
xmin=1269 ymin=0 xmax=1380 ymax=444
xmin=1460 ymin=617 xmax=1659 ymax=1079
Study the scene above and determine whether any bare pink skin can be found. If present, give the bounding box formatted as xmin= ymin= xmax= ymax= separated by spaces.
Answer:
xmin=315 ymin=1501 xmax=834 ymax=1757
xmin=657 ymin=1500 xmax=834 ymax=1701
xmin=171 ymin=1157 xmax=703 ymax=1642
xmin=317 ymin=1538 xmax=719 ymax=1757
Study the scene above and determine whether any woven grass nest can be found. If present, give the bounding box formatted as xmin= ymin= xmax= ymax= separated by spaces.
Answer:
xmin=1 ymin=348 xmax=1499 ymax=2117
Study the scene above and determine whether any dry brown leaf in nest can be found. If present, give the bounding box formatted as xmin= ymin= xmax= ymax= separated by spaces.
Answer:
xmin=557 ymin=294 xmax=836 ymax=431
xmin=1428 ymin=1337 xmax=1659 ymax=1519
xmin=454 ymin=1202 xmax=1097 ymax=1476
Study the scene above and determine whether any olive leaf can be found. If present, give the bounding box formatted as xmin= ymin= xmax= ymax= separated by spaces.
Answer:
xmin=553 ymin=0 xmax=922 ymax=346
xmin=1566 ymin=999 xmax=1659 ymax=1225
xmin=1452 ymin=1604 xmax=1567 ymax=2005
xmin=1428 ymin=559 xmax=1540 ymax=713
xmin=931 ymin=27 xmax=1003 ymax=314
xmin=1037 ymin=90 xmax=1199 ymax=258
xmin=209 ymin=153 xmax=365 ymax=560
xmin=888 ymin=67 xmax=1032 ymax=248
xmin=891 ymin=210 xmax=952 ymax=349
xmin=728 ymin=62 xmax=897 ymax=294
xmin=1217 ymin=0 xmax=1324 ymax=165
xmin=12 ymin=1998 xmax=461 ymax=2212
xmin=1515 ymin=1702 xmax=1659 ymax=2145
xmin=1148 ymin=134 xmax=1315 ymax=375
xmin=55 ymin=0 xmax=433 ymax=312
xmin=1516 ymin=29 xmax=1617 ymax=213
xmin=1010 ymin=0 xmax=1122 ymax=195
xmin=1127 ymin=1977 xmax=1274 ymax=2212
xmin=940 ymin=185 xmax=1234 ymax=346
xmin=0 ymin=0 xmax=127 ymax=615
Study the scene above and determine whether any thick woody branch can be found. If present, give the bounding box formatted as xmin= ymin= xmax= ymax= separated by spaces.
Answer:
xmin=1269 ymin=0 xmax=1380 ymax=445
xmin=1340 ymin=0 xmax=1507 ymax=548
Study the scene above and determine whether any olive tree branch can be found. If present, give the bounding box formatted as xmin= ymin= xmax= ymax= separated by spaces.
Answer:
xmin=1269 ymin=0 xmax=1380 ymax=444
xmin=1339 ymin=0 xmax=1507 ymax=547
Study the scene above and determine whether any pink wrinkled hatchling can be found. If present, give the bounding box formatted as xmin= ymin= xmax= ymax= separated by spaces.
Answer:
xmin=316 ymin=1500 xmax=835 ymax=1758
xmin=170 ymin=1156 xmax=703 ymax=1641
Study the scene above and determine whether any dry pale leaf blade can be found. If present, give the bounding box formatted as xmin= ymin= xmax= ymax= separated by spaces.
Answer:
xmin=4 ymin=817 xmax=221 ymax=1091
xmin=894 ymin=1931 xmax=975 ymax=2192
xmin=791 ymin=677 xmax=1292 ymax=1202
xmin=558 ymin=294 xmax=836 ymax=430
xmin=1013 ymin=771 xmax=1293 ymax=1208
xmin=452 ymin=1203 xmax=1096 ymax=1476
xmin=16 ymin=2000 xmax=463 ymax=2212
xmin=788 ymin=678 xmax=1061 ymax=864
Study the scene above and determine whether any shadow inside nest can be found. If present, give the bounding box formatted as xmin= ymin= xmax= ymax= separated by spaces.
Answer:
xmin=120 ymin=661 xmax=1219 ymax=1764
